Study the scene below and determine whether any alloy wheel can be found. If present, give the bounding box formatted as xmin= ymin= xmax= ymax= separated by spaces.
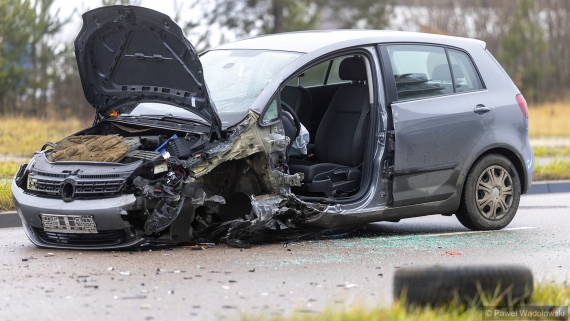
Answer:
xmin=475 ymin=165 xmax=513 ymax=220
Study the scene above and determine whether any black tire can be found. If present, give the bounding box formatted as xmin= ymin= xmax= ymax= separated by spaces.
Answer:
xmin=393 ymin=265 xmax=533 ymax=307
xmin=456 ymin=154 xmax=521 ymax=230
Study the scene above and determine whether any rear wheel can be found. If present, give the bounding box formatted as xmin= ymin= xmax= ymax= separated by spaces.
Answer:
xmin=456 ymin=154 xmax=521 ymax=230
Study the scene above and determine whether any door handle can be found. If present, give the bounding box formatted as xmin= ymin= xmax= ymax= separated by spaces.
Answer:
xmin=473 ymin=104 xmax=491 ymax=113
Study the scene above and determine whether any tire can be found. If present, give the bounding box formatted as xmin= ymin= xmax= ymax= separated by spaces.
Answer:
xmin=456 ymin=154 xmax=521 ymax=230
xmin=393 ymin=265 xmax=533 ymax=307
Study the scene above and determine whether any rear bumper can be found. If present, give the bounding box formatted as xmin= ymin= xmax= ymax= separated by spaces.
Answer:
xmin=522 ymin=138 xmax=534 ymax=193
xmin=12 ymin=180 xmax=147 ymax=250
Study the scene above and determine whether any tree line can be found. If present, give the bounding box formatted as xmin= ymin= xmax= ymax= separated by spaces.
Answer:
xmin=0 ymin=0 xmax=567 ymax=119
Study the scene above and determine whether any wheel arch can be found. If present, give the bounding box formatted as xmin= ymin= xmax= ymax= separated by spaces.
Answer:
xmin=461 ymin=146 xmax=527 ymax=197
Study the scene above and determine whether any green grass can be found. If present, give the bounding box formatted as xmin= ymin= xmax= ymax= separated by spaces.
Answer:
xmin=242 ymin=283 xmax=570 ymax=321
xmin=533 ymin=146 xmax=570 ymax=157
xmin=0 ymin=161 xmax=22 ymax=179
xmin=0 ymin=162 xmax=19 ymax=212
xmin=534 ymin=159 xmax=570 ymax=181
xmin=0 ymin=179 xmax=13 ymax=212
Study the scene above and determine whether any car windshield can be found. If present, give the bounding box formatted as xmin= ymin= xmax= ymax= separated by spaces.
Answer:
xmin=201 ymin=49 xmax=302 ymax=122
xmin=120 ymin=50 xmax=301 ymax=128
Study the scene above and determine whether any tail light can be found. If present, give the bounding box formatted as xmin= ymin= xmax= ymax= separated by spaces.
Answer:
xmin=516 ymin=94 xmax=528 ymax=118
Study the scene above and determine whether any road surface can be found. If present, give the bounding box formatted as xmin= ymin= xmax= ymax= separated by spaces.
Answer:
xmin=1 ymin=193 xmax=569 ymax=321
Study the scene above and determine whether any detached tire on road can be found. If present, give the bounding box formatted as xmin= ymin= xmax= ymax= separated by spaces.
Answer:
xmin=393 ymin=265 xmax=533 ymax=307
xmin=456 ymin=154 xmax=521 ymax=230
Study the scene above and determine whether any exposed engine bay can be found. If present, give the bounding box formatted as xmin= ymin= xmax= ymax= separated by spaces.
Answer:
xmin=19 ymin=112 xmax=322 ymax=248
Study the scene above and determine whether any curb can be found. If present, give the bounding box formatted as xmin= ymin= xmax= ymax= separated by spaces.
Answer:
xmin=0 ymin=212 xmax=21 ymax=228
xmin=526 ymin=180 xmax=570 ymax=195
xmin=1 ymin=181 xmax=569 ymax=229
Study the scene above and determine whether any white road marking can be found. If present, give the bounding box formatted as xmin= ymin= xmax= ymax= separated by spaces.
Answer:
xmin=418 ymin=226 xmax=536 ymax=237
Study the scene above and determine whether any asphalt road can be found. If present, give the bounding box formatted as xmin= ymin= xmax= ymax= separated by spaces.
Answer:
xmin=1 ymin=193 xmax=570 ymax=321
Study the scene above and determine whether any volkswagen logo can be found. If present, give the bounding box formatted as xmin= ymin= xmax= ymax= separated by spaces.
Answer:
xmin=61 ymin=178 xmax=76 ymax=202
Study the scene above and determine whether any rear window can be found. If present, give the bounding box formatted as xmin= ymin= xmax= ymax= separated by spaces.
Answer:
xmin=447 ymin=49 xmax=484 ymax=93
xmin=385 ymin=44 xmax=484 ymax=101
xmin=387 ymin=45 xmax=453 ymax=100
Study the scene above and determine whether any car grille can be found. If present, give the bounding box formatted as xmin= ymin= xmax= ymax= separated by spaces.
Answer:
xmin=32 ymin=176 xmax=126 ymax=199
xmin=34 ymin=228 xmax=124 ymax=246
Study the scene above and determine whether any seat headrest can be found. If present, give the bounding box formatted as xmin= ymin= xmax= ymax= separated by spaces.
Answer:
xmin=339 ymin=57 xmax=367 ymax=81
xmin=432 ymin=64 xmax=465 ymax=81
xmin=451 ymin=64 xmax=464 ymax=78
xmin=432 ymin=64 xmax=452 ymax=81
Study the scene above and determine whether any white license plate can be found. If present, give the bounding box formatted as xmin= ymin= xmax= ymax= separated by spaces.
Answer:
xmin=40 ymin=214 xmax=98 ymax=234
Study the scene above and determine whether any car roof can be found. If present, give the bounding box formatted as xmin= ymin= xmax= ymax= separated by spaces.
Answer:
xmin=214 ymin=30 xmax=487 ymax=53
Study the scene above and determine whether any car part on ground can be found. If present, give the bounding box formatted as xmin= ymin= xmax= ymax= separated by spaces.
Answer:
xmin=456 ymin=154 xmax=522 ymax=230
xmin=393 ymin=265 xmax=534 ymax=307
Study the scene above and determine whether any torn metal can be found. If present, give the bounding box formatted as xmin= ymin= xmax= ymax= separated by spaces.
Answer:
xmin=22 ymin=110 xmax=321 ymax=248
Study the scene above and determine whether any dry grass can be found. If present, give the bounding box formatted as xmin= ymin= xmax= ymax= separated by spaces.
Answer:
xmin=242 ymin=283 xmax=570 ymax=321
xmin=529 ymin=102 xmax=570 ymax=137
xmin=0 ymin=116 xmax=89 ymax=157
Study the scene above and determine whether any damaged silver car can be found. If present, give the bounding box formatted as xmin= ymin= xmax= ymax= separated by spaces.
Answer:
xmin=12 ymin=6 xmax=533 ymax=249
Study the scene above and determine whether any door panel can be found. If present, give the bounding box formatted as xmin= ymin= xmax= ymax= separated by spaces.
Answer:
xmin=391 ymin=91 xmax=494 ymax=206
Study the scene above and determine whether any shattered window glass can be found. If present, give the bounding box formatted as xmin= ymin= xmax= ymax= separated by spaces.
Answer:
xmin=201 ymin=50 xmax=301 ymax=120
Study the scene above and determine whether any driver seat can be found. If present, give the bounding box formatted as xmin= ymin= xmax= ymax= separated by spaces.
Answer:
xmin=288 ymin=57 xmax=370 ymax=197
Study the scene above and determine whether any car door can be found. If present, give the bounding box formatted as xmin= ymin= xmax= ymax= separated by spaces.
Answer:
xmin=379 ymin=44 xmax=492 ymax=207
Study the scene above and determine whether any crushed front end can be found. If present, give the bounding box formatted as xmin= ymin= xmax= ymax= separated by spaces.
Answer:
xmin=12 ymin=112 xmax=322 ymax=250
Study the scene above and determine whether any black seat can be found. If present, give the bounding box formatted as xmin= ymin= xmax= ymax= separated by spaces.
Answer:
xmin=288 ymin=57 xmax=370 ymax=197
xmin=281 ymin=86 xmax=312 ymax=127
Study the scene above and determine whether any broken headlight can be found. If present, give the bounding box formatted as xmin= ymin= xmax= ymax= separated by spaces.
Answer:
xmin=27 ymin=176 xmax=37 ymax=190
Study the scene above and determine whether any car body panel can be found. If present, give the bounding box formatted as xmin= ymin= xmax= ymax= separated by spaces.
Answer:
xmin=75 ymin=5 xmax=221 ymax=129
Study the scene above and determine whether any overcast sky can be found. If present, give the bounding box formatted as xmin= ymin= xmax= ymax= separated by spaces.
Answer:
xmin=52 ymin=0 xmax=209 ymax=43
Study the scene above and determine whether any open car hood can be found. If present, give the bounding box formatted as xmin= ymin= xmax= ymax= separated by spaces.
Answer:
xmin=75 ymin=5 xmax=221 ymax=130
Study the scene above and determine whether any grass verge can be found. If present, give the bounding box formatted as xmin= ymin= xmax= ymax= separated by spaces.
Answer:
xmin=0 ymin=161 xmax=22 ymax=179
xmin=242 ymin=283 xmax=570 ymax=321
xmin=0 ymin=179 xmax=13 ymax=212
xmin=0 ymin=116 xmax=89 ymax=156
xmin=534 ymin=160 xmax=570 ymax=181
xmin=529 ymin=102 xmax=570 ymax=137
xmin=533 ymin=146 xmax=570 ymax=157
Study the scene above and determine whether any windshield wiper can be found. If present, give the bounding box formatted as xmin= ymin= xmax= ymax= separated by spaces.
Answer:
xmin=119 ymin=114 xmax=208 ymax=125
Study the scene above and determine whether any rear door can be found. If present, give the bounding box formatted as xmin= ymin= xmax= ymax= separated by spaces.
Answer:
xmin=379 ymin=44 xmax=492 ymax=207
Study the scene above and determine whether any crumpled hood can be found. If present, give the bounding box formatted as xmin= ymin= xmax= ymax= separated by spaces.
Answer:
xmin=74 ymin=5 xmax=221 ymax=130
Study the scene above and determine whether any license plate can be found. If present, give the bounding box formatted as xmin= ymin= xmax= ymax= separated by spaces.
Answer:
xmin=40 ymin=214 xmax=98 ymax=234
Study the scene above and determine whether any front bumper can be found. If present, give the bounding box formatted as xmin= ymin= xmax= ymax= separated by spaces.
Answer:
xmin=12 ymin=180 xmax=147 ymax=250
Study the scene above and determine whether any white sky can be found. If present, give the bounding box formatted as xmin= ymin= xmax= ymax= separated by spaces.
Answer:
xmin=52 ymin=0 xmax=221 ymax=45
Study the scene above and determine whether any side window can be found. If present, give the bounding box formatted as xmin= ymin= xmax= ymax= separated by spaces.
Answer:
xmin=261 ymin=98 xmax=279 ymax=125
xmin=326 ymin=57 xmax=352 ymax=85
xmin=298 ymin=61 xmax=329 ymax=87
xmin=386 ymin=45 xmax=453 ymax=100
xmin=447 ymin=49 xmax=484 ymax=92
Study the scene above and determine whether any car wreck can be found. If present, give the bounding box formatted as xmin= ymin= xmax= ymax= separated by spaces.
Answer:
xmin=12 ymin=5 xmax=533 ymax=250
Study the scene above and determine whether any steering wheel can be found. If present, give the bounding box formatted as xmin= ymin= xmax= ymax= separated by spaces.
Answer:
xmin=280 ymin=101 xmax=301 ymax=138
